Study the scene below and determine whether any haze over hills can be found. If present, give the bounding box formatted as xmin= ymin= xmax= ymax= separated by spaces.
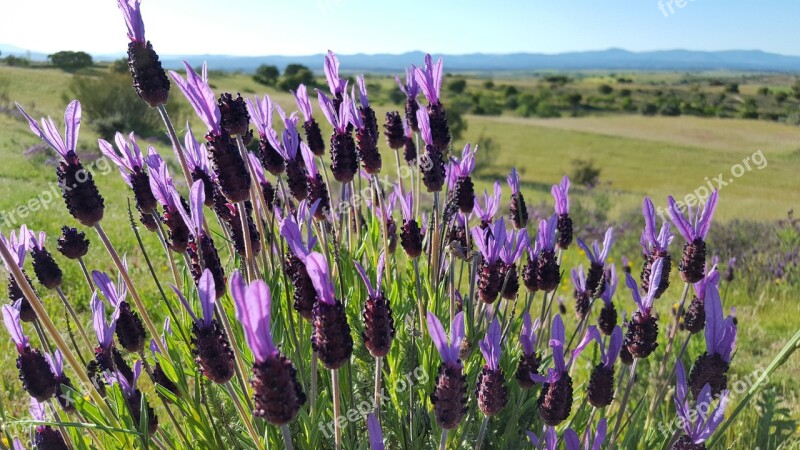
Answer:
xmin=3 ymin=45 xmax=800 ymax=73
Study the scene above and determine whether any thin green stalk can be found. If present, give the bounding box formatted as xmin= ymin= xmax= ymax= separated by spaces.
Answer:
xmin=373 ymin=356 xmax=382 ymax=417
xmin=55 ymin=288 xmax=92 ymax=350
xmin=224 ymin=382 xmax=264 ymax=450
xmin=439 ymin=429 xmax=448 ymax=450
xmin=155 ymin=104 xmax=193 ymax=189
xmin=281 ymin=424 xmax=294 ymax=450
xmin=609 ymin=358 xmax=639 ymax=448
xmin=77 ymin=256 xmax=94 ymax=291
xmin=475 ymin=416 xmax=489 ymax=450
xmin=333 ymin=369 xmax=342 ymax=450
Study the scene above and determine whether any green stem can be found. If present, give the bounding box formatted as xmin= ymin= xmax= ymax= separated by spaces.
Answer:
xmin=609 ymin=358 xmax=639 ymax=448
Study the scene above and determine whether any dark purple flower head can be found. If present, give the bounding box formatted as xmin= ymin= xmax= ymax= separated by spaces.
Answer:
xmin=292 ymin=84 xmax=314 ymax=122
xmin=317 ymin=90 xmax=352 ymax=134
xmin=479 ymin=318 xmax=502 ymax=370
xmin=668 ymin=190 xmax=719 ymax=242
xmin=551 ymin=176 xmax=570 ymax=215
xmin=169 ymin=62 xmax=221 ymax=136
xmin=0 ymin=226 xmax=29 ymax=270
xmin=426 ymin=310 xmax=465 ymax=367
xmin=98 ymin=132 xmax=146 ymax=186
xmin=565 ymin=418 xmax=607 ymax=450
xmin=324 ymin=50 xmax=348 ymax=97
xmin=116 ymin=0 xmax=146 ymax=42
xmin=532 ymin=215 xmax=558 ymax=258
xmin=3 ymin=303 xmax=29 ymax=352
xmin=174 ymin=180 xmax=207 ymax=239
xmin=520 ymin=312 xmax=540 ymax=357
xmin=507 ymin=167 xmax=522 ymax=195
xmin=675 ymin=360 xmax=729 ymax=443
xmin=471 ymin=218 xmax=507 ymax=264
xmin=92 ymin=269 xmax=128 ymax=309
xmin=473 ymin=182 xmax=502 ymax=224
xmin=641 ymin=197 xmax=673 ymax=254
xmin=500 ymin=228 xmax=529 ymax=266
xmin=305 ymin=252 xmax=336 ymax=306
xmin=704 ymin=279 xmax=736 ymax=362
xmin=91 ymin=293 xmax=120 ymax=350
xmin=395 ymin=68 xmax=420 ymax=99
xmin=280 ymin=204 xmax=318 ymax=260
xmin=367 ymin=413 xmax=385 ymax=450
xmin=527 ymin=427 xmax=557 ymax=450
xmin=571 ymin=266 xmax=587 ymax=295
xmin=16 ymin=100 xmax=81 ymax=162
xmin=354 ymin=254 xmax=386 ymax=300
xmin=577 ymin=227 xmax=614 ymax=265
xmin=625 ymin=257 xmax=663 ymax=315
xmin=446 ymin=143 xmax=476 ymax=190
xmin=693 ymin=266 xmax=720 ymax=300
xmin=600 ymin=264 xmax=618 ymax=306
xmin=173 ymin=269 xmax=216 ymax=330
xmin=413 ymin=54 xmax=444 ymax=105
xmin=230 ymin=271 xmax=278 ymax=363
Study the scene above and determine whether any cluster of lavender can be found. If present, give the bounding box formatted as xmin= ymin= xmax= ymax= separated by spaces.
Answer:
xmin=0 ymin=1 xmax=742 ymax=449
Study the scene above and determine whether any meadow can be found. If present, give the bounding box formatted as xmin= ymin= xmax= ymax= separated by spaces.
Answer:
xmin=0 ymin=61 xmax=798 ymax=449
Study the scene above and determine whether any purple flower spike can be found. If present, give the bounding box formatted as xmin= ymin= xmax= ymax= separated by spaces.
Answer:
xmin=531 ymin=315 xmax=567 ymax=384
xmin=230 ymin=271 xmax=278 ymax=363
xmin=91 ymin=293 xmax=119 ymax=349
xmin=0 ymin=226 xmax=29 ymax=270
xmin=587 ymin=325 xmax=624 ymax=369
xmin=367 ymin=413 xmax=385 ymax=450
xmin=447 ymin=143 xmax=476 ymax=188
xmin=395 ymin=68 xmax=419 ymax=99
xmin=675 ymin=361 xmax=730 ymax=444
xmin=245 ymin=94 xmax=278 ymax=142
xmin=479 ymin=318 xmax=502 ymax=370
xmin=3 ymin=303 xmax=29 ymax=352
xmin=357 ymin=75 xmax=370 ymax=109
xmin=317 ymin=90 xmax=351 ymax=134
xmin=667 ymin=190 xmax=719 ymax=242
xmin=571 ymin=266 xmax=587 ymax=293
xmin=565 ymin=418 xmax=607 ymax=450
xmin=500 ymin=228 xmax=529 ymax=265
xmin=601 ymin=264 xmax=618 ymax=306
xmin=45 ymin=349 xmax=65 ymax=377
xmin=416 ymin=108 xmax=433 ymax=146
xmin=397 ymin=186 xmax=414 ymax=222
xmin=577 ymin=227 xmax=614 ymax=265
xmin=704 ymin=279 xmax=737 ymax=362
xmin=280 ymin=210 xmax=317 ymax=260
xmin=507 ymin=168 xmax=521 ymax=195
xmin=625 ymin=258 xmax=663 ymax=314
xmin=146 ymin=152 xmax=181 ymax=212
xmin=16 ymin=100 xmax=81 ymax=160
xmin=354 ymin=254 xmax=385 ymax=300
xmin=413 ymin=54 xmax=444 ymax=105
xmin=551 ymin=176 xmax=570 ymax=215
xmin=173 ymin=269 xmax=216 ymax=329
xmin=300 ymin=142 xmax=319 ymax=178
xmin=426 ymin=311 xmax=465 ymax=367
xmin=175 ymin=180 xmax=206 ymax=238
xmin=292 ymin=84 xmax=313 ymax=122
xmin=527 ymin=427 xmax=557 ymax=450
xmin=471 ymin=218 xmax=507 ymax=264
xmin=92 ymin=270 xmax=127 ymax=308
xmin=248 ymin=153 xmax=268 ymax=185
xmin=169 ymin=62 xmax=221 ymax=135
xmin=641 ymin=197 xmax=673 ymax=253
xmin=324 ymin=50 xmax=347 ymax=96
xmin=535 ymin=215 xmax=558 ymax=253
xmin=98 ymin=132 xmax=146 ymax=184
xmin=520 ymin=312 xmax=540 ymax=357
xmin=305 ymin=252 xmax=336 ymax=306
xmin=116 ymin=0 xmax=145 ymax=42
xmin=693 ymin=266 xmax=720 ymax=300
xmin=473 ymin=181 xmax=503 ymax=224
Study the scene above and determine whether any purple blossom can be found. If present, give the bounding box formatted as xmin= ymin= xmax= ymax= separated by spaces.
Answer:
xmin=471 ymin=218 xmax=507 ymax=264
xmin=519 ymin=312 xmax=540 ymax=357
xmin=446 ymin=144 xmax=476 ymax=189
xmin=531 ymin=315 xmax=592 ymax=384
xmin=479 ymin=317 xmax=502 ymax=370
xmin=577 ymin=227 xmax=614 ymax=265
xmin=356 ymin=75 xmax=370 ymax=109
xmin=584 ymin=325 xmax=623 ymax=370
xmin=292 ymin=84 xmax=314 ymax=122
xmin=396 ymin=186 xmax=414 ymax=222
xmin=349 ymin=88 xmax=365 ymax=130
xmin=91 ymin=293 xmax=120 ymax=350
xmin=704 ymin=278 xmax=737 ymax=362
xmin=426 ymin=310 xmax=465 ymax=367
xmin=641 ymin=197 xmax=673 ymax=254
xmin=667 ymin=191 xmax=719 ymax=242
xmin=45 ymin=350 xmax=65 ymax=377
xmin=693 ymin=266 xmax=720 ymax=300
xmin=625 ymin=258 xmax=663 ymax=315
xmin=280 ymin=205 xmax=318 ymax=260
xmin=169 ymin=62 xmax=221 ymax=135
xmin=30 ymin=397 xmax=46 ymax=422
xmin=527 ymin=427 xmax=557 ymax=449
xmin=305 ymin=252 xmax=337 ymax=306
xmin=16 ymin=100 xmax=81 ymax=160
xmin=507 ymin=168 xmax=521 ymax=195
xmin=245 ymin=94 xmax=278 ymax=142
xmin=416 ymin=108 xmax=432 ymax=146
xmin=107 ymin=360 xmax=143 ymax=397
xmin=675 ymin=360 xmax=729 ymax=444
xmin=500 ymin=228 xmax=529 ymax=265
xmin=368 ymin=189 xmax=397 ymax=224
xmin=473 ymin=182 xmax=502 ymax=223
xmin=248 ymin=153 xmax=269 ymax=186
xmin=0 ymin=226 xmax=29 ymax=270
xmin=92 ymin=269 xmax=128 ymax=310
xmin=354 ymin=254 xmax=386 ymax=300
xmin=2 ymin=302 xmax=29 ymax=352
xmin=600 ymin=264 xmax=618 ymax=306
xmin=551 ymin=176 xmax=570 ymax=215
xmin=300 ymin=142 xmax=320 ymax=178
xmin=317 ymin=90 xmax=352 ymax=134
xmin=28 ymin=230 xmax=47 ymax=252
xmin=230 ymin=270 xmax=278 ymax=362
xmin=324 ymin=50 xmax=348 ymax=97
xmin=116 ymin=0 xmax=146 ymax=42
xmin=395 ymin=68 xmax=419 ymax=100
xmin=174 ymin=180 xmax=206 ymax=238
xmin=98 ymin=132 xmax=146 ymax=187
xmin=367 ymin=413 xmax=385 ymax=450
xmin=173 ymin=269 xmax=216 ymax=329
xmin=533 ymin=215 xmax=558 ymax=256
xmin=413 ymin=54 xmax=444 ymax=105
xmin=146 ymin=151 xmax=182 ymax=212
xmin=571 ymin=266 xmax=587 ymax=295
xmin=565 ymin=418 xmax=607 ymax=450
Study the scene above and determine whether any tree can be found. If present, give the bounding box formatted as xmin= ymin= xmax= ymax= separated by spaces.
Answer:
xmin=109 ymin=58 xmax=129 ymax=74
xmin=598 ymin=84 xmax=613 ymax=95
xmin=279 ymin=68 xmax=315 ymax=91
xmin=253 ymin=64 xmax=280 ymax=86
xmin=447 ymin=78 xmax=467 ymax=94
xmin=284 ymin=64 xmax=310 ymax=77
xmin=48 ymin=51 xmax=93 ymax=72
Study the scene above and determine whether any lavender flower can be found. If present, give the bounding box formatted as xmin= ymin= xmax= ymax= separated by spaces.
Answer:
xmin=415 ymin=108 xmax=446 ymax=192
xmin=146 ymin=153 xmax=191 ymax=252
xmin=352 ymin=84 xmax=381 ymax=174
xmin=355 ymin=255 xmax=395 ymax=358
xmin=472 ymin=219 xmax=507 ymax=303
xmin=246 ymin=94 xmax=286 ymax=176
xmin=270 ymin=106 xmax=309 ymax=201
xmin=524 ymin=215 xmax=561 ymax=293
xmin=175 ymin=270 xmax=234 ymax=384
xmin=668 ymin=191 xmax=719 ymax=283
xmin=571 ymin=266 xmax=592 ymax=320
xmin=414 ymin=54 xmax=450 ymax=152
xmin=248 ymin=153 xmax=279 ymax=211
xmin=99 ymin=132 xmax=157 ymax=214
xmin=527 ymin=427 xmax=557 ymax=449
xmin=27 ymin=230 xmax=62 ymax=290
xmin=293 ymin=84 xmax=326 ymax=156
xmin=301 ymin=143 xmax=330 ymax=220
xmin=499 ymin=227 xmax=528 ymax=299
xmin=107 ymin=360 xmax=158 ymax=433
xmin=116 ymin=0 xmax=170 ymax=107
xmin=673 ymin=361 xmax=729 ymax=449
xmin=2 ymin=227 xmax=38 ymax=322
xmin=184 ymin=125 xmax=215 ymax=206
xmin=447 ymin=144 xmax=477 ymax=214
xmin=565 ymin=419 xmax=607 ymax=450
xmin=280 ymin=207 xmax=320 ymax=320
xmin=17 ymin=101 xmax=105 ymax=226
xmin=30 ymin=398 xmax=68 ymax=450
xmin=356 ymin=75 xmax=379 ymax=140
xmin=577 ymin=227 xmax=614 ymax=298
xmin=318 ymin=90 xmax=358 ymax=183
xmin=516 ymin=312 xmax=542 ymax=389
xmin=4 ymin=303 xmax=56 ymax=401
xmin=551 ymin=176 xmax=573 ymax=249
xmin=46 ymin=350 xmax=76 ymax=412
xmin=473 ymin=182 xmax=502 ymax=228
xmin=231 ymin=271 xmax=306 ymax=425
xmin=624 ymin=258 xmax=663 ymax=358
xmin=476 ymin=318 xmax=508 ymax=416
xmin=598 ymin=265 xmax=619 ymax=335
xmin=306 ymin=252 xmax=353 ymax=369
xmin=383 ymin=111 xmax=405 ymax=150
xmin=398 ymin=187 xmax=423 ymax=258
xmin=584 ymin=326 xmax=623 ymax=408
xmin=403 ymin=120 xmax=418 ymax=165
xmin=324 ymin=50 xmax=348 ymax=105
xmin=507 ymin=168 xmax=529 ymax=229
xmin=93 ymin=267 xmax=146 ymax=353
xmin=684 ymin=267 xmax=720 ymax=334
xmin=427 ymin=311 xmax=467 ymax=429
xmin=641 ymin=197 xmax=674 ymax=298
xmin=367 ymin=413 xmax=385 ymax=450
xmin=688 ymin=278 xmax=736 ymax=397
xmin=395 ymin=68 xmax=420 ymax=131
xmin=56 ymin=226 xmax=90 ymax=260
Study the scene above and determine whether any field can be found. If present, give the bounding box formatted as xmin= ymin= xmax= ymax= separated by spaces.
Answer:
xmin=0 ymin=64 xmax=799 ymax=448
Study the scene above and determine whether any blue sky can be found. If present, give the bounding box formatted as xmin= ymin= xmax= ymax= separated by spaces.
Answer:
xmin=2 ymin=0 xmax=799 ymax=56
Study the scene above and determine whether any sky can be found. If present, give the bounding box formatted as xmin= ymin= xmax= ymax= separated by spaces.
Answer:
xmin=2 ymin=0 xmax=799 ymax=56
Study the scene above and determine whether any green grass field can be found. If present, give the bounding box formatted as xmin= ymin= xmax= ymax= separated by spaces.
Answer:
xmin=1 ymin=65 xmax=799 ymax=447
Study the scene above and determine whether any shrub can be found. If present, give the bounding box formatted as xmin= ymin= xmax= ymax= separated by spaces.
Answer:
xmin=253 ymin=64 xmax=280 ymax=86
xmin=598 ymin=84 xmax=613 ymax=95
xmin=48 ymin=50 xmax=93 ymax=72
xmin=447 ymin=78 xmax=467 ymax=94
xmin=278 ymin=68 xmax=315 ymax=91
xmin=570 ymin=158 xmax=601 ymax=188
xmin=2 ymin=55 xmax=30 ymax=67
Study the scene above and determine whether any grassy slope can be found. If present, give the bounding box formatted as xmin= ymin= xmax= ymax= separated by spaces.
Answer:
xmin=0 ymin=66 xmax=798 ymax=433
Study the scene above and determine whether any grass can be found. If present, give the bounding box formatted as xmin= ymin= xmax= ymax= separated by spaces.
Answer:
xmin=0 ymin=65 xmax=799 ymax=448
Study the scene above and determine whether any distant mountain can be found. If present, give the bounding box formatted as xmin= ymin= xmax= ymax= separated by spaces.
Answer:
xmin=3 ymin=45 xmax=800 ymax=73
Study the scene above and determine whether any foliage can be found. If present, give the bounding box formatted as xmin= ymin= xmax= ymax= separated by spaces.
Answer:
xmin=48 ymin=51 xmax=93 ymax=72
xmin=278 ymin=67 xmax=315 ymax=91
xmin=2 ymin=55 xmax=31 ymax=67
xmin=570 ymin=158 xmax=601 ymax=187
xmin=253 ymin=64 xmax=280 ymax=86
